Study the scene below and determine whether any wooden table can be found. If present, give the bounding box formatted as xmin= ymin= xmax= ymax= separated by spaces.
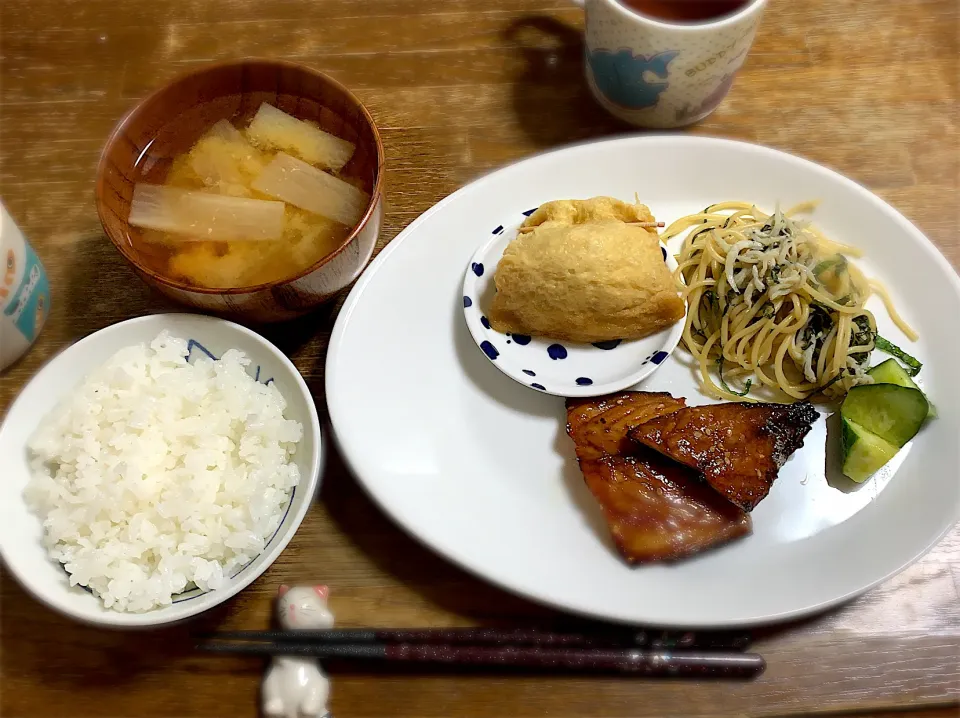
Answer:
xmin=1 ymin=0 xmax=958 ymax=716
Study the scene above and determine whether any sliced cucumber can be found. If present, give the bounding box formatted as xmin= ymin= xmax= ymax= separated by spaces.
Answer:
xmin=841 ymin=384 xmax=928 ymax=448
xmin=868 ymin=359 xmax=937 ymax=418
xmin=841 ymin=417 xmax=899 ymax=483
xmin=868 ymin=358 xmax=919 ymax=388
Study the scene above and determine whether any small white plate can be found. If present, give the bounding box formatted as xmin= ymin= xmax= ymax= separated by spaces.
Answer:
xmin=327 ymin=135 xmax=960 ymax=627
xmin=462 ymin=218 xmax=684 ymax=397
xmin=0 ymin=314 xmax=322 ymax=628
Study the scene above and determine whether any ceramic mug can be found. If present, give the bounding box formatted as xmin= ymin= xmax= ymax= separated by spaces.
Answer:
xmin=0 ymin=202 xmax=50 ymax=371
xmin=580 ymin=0 xmax=768 ymax=128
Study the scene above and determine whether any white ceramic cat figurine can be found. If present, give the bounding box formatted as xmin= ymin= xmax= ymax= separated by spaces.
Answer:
xmin=262 ymin=584 xmax=334 ymax=718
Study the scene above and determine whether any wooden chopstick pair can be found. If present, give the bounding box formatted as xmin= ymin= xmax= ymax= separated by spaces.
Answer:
xmin=198 ymin=627 xmax=764 ymax=678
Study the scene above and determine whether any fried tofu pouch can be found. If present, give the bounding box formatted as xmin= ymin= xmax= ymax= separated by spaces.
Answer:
xmin=522 ymin=196 xmax=658 ymax=228
xmin=488 ymin=198 xmax=685 ymax=343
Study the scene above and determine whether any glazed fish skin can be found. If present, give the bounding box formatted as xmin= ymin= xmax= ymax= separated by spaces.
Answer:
xmin=628 ymin=401 xmax=819 ymax=511
xmin=565 ymin=391 xmax=750 ymax=564
xmin=578 ymin=453 xmax=752 ymax=564
xmin=566 ymin=391 xmax=686 ymax=461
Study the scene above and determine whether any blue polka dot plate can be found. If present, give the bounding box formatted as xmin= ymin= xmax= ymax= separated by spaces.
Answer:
xmin=461 ymin=218 xmax=684 ymax=398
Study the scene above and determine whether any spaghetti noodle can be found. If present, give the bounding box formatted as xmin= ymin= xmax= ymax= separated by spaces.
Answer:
xmin=663 ymin=201 xmax=917 ymax=402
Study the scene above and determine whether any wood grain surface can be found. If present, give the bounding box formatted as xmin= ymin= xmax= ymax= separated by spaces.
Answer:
xmin=1 ymin=0 xmax=958 ymax=716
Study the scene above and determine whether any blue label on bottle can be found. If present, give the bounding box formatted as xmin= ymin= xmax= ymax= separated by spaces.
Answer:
xmin=3 ymin=241 xmax=49 ymax=342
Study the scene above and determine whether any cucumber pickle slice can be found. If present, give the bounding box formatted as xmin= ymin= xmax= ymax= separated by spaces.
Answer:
xmin=841 ymin=384 xmax=928 ymax=448
xmin=841 ymin=417 xmax=899 ymax=483
xmin=868 ymin=359 xmax=936 ymax=418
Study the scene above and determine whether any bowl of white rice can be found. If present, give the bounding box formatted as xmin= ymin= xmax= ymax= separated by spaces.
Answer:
xmin=0 ymin=313 xmax=322 ymax=627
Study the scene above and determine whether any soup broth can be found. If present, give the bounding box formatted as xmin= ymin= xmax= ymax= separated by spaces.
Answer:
xmin=128 ymin=104 xmax=369 ymax=290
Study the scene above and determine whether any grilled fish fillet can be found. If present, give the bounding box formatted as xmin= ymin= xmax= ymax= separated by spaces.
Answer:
xmin=579 ymin=453 xmax=752 ymax=563
xmin=628 ymin=401 xmax=819 ymax=511
xmin=566 ymin=391 xmax=686 ymax=461
xmin=565 ymin=391 xmax=751 ymax=563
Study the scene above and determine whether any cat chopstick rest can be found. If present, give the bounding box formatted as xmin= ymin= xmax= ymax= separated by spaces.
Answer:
xmin=262 ymin=584 xmax=334 ymax=718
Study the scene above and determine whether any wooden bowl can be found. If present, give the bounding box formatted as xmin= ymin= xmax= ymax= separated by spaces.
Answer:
xmin=95 ymin=60 xmax=384 ymax=323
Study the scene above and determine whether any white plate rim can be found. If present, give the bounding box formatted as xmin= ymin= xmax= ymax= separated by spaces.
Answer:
xmin=327 ymin=134 xmax=960 ymax=627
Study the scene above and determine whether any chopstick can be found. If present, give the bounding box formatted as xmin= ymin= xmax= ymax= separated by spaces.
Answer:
xmin=203 ymin=627 xmax=751 ymax=650
xmin=516 ymin=221 xmax=665 ymax=234
xmin=198 ymin=640 xmax=764 ymax=678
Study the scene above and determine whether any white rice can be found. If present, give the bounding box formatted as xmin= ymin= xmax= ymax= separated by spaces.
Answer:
xmin=24 ymin=331 xmax=302 ymax=612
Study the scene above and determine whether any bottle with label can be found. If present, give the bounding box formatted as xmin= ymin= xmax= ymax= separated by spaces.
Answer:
xmin=1 ymin=202 xmax=51 ymax=371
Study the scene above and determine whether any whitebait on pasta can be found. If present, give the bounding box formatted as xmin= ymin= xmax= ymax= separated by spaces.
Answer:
xmin=663 ymin=202 xmax=917 ymax=402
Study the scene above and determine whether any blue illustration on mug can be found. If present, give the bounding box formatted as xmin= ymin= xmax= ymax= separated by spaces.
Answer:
xmin=3 ymin=242 xmax=49 ymax=342
xmin=587 ymin=49 xmax=679 ymax=109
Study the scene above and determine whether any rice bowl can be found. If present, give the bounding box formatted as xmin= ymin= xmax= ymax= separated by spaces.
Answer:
xmin=0 ymin=314 xmax=322 ymax=628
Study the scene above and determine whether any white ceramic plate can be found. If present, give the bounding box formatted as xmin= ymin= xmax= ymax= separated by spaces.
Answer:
xmin=0 ymin=314 xmax=322 ymax=628
xmin=326 ymin=136 xmax=960 ymax=627
xmin=462 ymin=222 xmax=684 ymax=397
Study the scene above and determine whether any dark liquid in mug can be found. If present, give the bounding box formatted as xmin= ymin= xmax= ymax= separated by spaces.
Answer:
xmin=618 ymin=0 xmax=752 ymax=22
